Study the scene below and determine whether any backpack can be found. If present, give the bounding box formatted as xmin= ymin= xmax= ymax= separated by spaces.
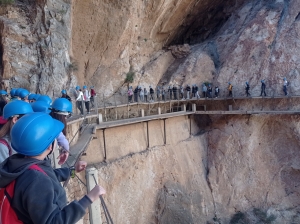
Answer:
xmin=0 ymin=164 xmax=47 ymax=224
xmin=90 ymin=89 xmax=96 ymax=96
xmin=0 ymin=139 xmax=12 ymax=156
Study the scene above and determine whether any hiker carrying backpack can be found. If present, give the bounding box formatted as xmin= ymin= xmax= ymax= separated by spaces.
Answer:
xmin=0 ymin=164 xmax=46 ymax=224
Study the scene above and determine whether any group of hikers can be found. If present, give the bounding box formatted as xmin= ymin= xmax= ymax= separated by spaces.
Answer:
xmin=128 ymin=78 xmax=290 ymax=103
xmin=73 ymin=85 xmax=97 ymax=116
xmin=242 ymin=77 xmax=289 ymax=97
xmin=0 ymin=87 xmax=105 ymax=224
xmin=127 ymin=84 xmax=220 ymax=103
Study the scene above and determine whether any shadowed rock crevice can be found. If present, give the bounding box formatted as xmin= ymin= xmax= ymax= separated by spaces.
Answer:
xmin=168 ymin=0 xmax=249 ymax=46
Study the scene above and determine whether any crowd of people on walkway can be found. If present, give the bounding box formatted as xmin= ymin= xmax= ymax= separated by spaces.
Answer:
xmin=0 ymin=87 xmax=104 ymax=224
xmin=127 ymin=78 xmax=290 ymax=103
xmin=74 ymin=85 xmax=97 ymax=116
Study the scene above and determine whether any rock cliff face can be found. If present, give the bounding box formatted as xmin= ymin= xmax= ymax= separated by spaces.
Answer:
xmin=0 ymin=0 xmax=75 ymax=96
xmin=68 ymin=114 xmax=300 ymax=223
xmin=70 ymin=0 xmax=300 ymax=100
xmin=3 ymin=0 xmax=300 ymax=223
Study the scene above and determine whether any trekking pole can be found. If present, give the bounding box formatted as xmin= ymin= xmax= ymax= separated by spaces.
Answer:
xmin=92 ymin=174 xmax=114 ymax=224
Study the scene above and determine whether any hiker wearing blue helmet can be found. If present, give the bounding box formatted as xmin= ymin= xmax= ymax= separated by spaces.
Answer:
xmin=10 ymin=88 xmax=16 ymax=99
xmin=260 ymin=79 xmax=266 ymax=96
xmin=61 ymin=89 xmax=71 ymax=101
xmin=202 ymin=84 xmax=207 ymax=98
xmin=168 ymin=85 xmax=172 ymax=100
xmin=0 ymin=113 xmax=105 ymax=223
xmin=51 ymin=97 xmax=73 ymax=159
xmin=28 ymin=93 xmax=36 ymax=103
xmin=36 ymin=95 xmax=52 ymax=105
xmin=0 ymin=100 xmax=33 ymax=163
xmin=0 ymin=90 xmax=7 ymax=96
xmin=173 ymin=85 xmax=178 ymax=100
xmin=32 ymin=98 xmax=71 ymax=165
xmin=83 ymin=85 xmax=91 ymax=114
xmin=245 ymin=81 xmax=250 ymax=97
xmin=207 ymin=84 xmax=212 ymax=98
xmin=90 ymin=86 xmax=96 ymax=108
xmin=18 ymin=89 xmax=30 ymax=102
xmin=283 ymin=77 xmax=288 ymax=96
xmin=186 ymin=84 xmax=191 ymax=99
xmin=195 ymin=84 xmax=200 ymax=99
xmin=228 ymin=82 xmax=233 ymax=97
xmin=31 ymin=100 xmax=51 ymax=114
xmin=14 ymin=88 xmax=22 ymax=96
xmin=75 ymin=86 xmax=83 ymax=115
xmin=0 ymin=90 xmax=8 ymax=118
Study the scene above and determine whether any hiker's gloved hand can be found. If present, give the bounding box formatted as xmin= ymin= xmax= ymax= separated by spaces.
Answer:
xmin=57 ymin=151 xmax=69 ymax=165
xmin=87 ymin=185 xmax=106 ymax=202
xmin=75 ymin=161 xmax=87 ymax=172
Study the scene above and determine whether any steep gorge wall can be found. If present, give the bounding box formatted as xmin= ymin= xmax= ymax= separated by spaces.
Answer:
xmin=69 ymin=114 xmax=300 ymax=223
xmin=0 ymin=0 xmax=75 ymax=96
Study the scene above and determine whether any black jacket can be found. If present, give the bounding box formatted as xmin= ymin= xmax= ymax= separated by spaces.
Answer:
xmin=62 ymin=94 xmax=72 ymax=102
xmin=0 ymin=154 xmax=91 ymax=224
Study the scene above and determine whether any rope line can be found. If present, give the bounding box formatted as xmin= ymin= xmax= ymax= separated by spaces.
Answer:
xmin=92 ymin=174 xmax=114 ymax=224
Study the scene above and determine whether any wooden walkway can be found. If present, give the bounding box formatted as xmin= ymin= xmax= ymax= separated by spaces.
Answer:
xmin=64 ymin=95 xmax=300 ymax=164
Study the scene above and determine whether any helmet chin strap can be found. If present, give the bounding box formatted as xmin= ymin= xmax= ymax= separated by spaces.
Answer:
xmin=48 ymin=139 xmax=57 ymax=155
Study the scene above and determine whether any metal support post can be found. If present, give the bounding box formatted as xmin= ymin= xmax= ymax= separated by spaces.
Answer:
xmin=146 ymin=122 xmax=149 ymax=148
xmin=190 ymin=115 xmax=192 ymax=136
xmin=163 ymin=119 xmax=167 ymax=145
xmin=102 ymin=129 xmax=107 ymax=161
xmin=98 ymin=113 xmax=103 ymax=124
xmin=86 ymin=168 xmax=102 ymax=224
xmin=192 ymin=104 xmax=196 ymax=112
xmin=181 ymin=104 xmax=186 ymax=112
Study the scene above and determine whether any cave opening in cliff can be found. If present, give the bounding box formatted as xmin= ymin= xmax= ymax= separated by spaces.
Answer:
xmin=167 ymin=0 xmax=249 ymax=46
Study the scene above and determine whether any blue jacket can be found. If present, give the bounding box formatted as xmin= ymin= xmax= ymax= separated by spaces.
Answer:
xmin=0 ymin=154 xmax=91 ymax=224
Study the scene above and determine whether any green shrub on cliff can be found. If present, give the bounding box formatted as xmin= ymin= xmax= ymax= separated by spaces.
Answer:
xmin=125 ymin=71 xmax=135 ymax=83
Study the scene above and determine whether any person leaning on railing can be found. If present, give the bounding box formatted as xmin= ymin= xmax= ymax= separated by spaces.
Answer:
xmin=0 ymin=113 xmax=106 ymax=224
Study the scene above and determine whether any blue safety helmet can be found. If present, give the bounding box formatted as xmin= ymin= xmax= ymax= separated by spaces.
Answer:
xmin=61 ymin=89 xmax=67 ymax=94
xmin=283 ymin=77 xmax=286 ymax=80
xmin=34 ymin=94 xmax=41 ymax=100
xmin=75 ymin=86 xmax=80 ymax=90
xmin=83 ymin=86 xmax=87 ymax=89
xmin=14 ymin=88 xmax=23 ymax=97
xmin=0 ymin=90 xmax=7 ymax=95
xmin=51 ymin=98 xmax=72 ymax=114
xmin=3 ymin=100 xmax=33 ymax=119
xmin=31 ymin=101 xmax=51 ymax=114
xmin=228 ymin=82 xmax=231 ymax=84
xmin=10 ymin=88 xmax=17 ymax=97
xmin=246 ymin=82 xmax=248 ymax=85
xmin=36 ymin=95 xmax=52 ymax=106
xmin=28 ymin=94 xmax=36 ymax=101
xmin=19 ymin=89 xmax=30 ymax=99
xmin=11 ymin=113 xmax=64 ymax=156
xmin=261 ymin=80 xmax=264 ymax=83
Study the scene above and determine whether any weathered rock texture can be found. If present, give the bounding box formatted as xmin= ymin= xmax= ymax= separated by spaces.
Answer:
xmin=165 ymin=0 xmax=300 ymax=97
xmin=207 ymin=114 xmax=300 ymax=223
xmin=3 ymin=0 xmax=300 ymax=223
xmin=0 ymin=0 xmax=76 ymax=96
xmin=70 ymin=113 xmax=300 ymax=223
xmin=70 ymin=0 xmax=246 ymax=97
